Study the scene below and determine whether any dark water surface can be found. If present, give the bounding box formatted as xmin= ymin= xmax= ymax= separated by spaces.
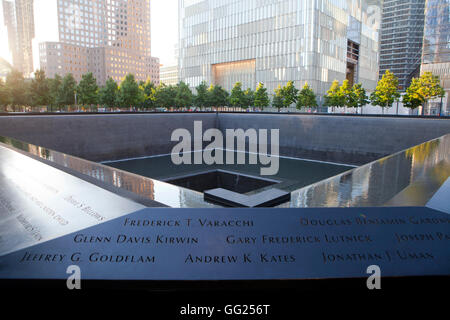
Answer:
xmin=105 ymin=151 xmax=354 ymax=193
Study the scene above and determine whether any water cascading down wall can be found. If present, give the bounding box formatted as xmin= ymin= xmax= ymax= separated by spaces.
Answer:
xmin=1 ymin=113 xmax=450 ymax=166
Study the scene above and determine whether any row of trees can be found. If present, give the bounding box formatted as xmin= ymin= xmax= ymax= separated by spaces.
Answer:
xmin=0 ymin=70 xmax=151 ymax=112
xmin=322 ymin=70 xmax=445 ymax=114
xmin=0 ymin=69 xmax=445 ymax=114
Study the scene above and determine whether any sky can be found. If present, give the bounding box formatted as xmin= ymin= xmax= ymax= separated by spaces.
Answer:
xmin=0 ymin=0 xmax=178 ymax=70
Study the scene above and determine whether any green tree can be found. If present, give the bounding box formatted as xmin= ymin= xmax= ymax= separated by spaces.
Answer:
xmin=5 ymin=70 xmax=30 ymax=111
xmin=324 ymin=80 xmax=344 ymax=111
xmin=48 ymin=74 xmax=63 ymax=111
xmin=118 ymin=74 xmax=144 ymax=108
xmin=296 ymin=82 xmax=318 ymax=110
xmin=281 ymin=80 xmax=298 ymax=108
xmin=153 ymin=83 xmax=176 ymax=109
xmin=30 ymin=69 xmax=50 ymax=108
xmin=254 ymin=82 xmax=269 ymax=110
xmin=206 ymin=84 xmax=229 ymax=109
xmin=243 ymin=88 xmax=255 ymax=110
xmin=175 ymin=81 xmax=193 ymax=109
xmin=99 ymin=77 xmax=119 ymax=109
xmin=0 ymin=78 xmax=8 ymax=110
xmin=194 ymin=81 xmax=209 ymax=110
xmin=229 ymin=82 xmax=245 ymax=109
xmin=404 ymin=72 xmax=445 ymax=115
xmin=77 ymin=72 xmax=98 ymax=107
xmin=349 ymin=83 xmax=369 ymax=113
xmin=139 ymin=78 xmax=156 ymax=110
xmin=402 ymin=89 xmax=423 ymax=111
xmin=370 ymin=70 xmax=400 ymax=114
xmin=57 ymin=73 xmax=77 ymax=110
xmin=272 ymin=85 xmax=284 ymax=112
xmin=339 ymin=79 xmax=353 ymax=108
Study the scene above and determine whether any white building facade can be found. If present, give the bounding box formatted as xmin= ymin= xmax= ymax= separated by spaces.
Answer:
xmin=178 ymin=0 xmax=382 ymax=106
xmin=160 ymin=65 xmax=179 ymax=86
xmin=420 ymin=0 xmax=450 ymax=115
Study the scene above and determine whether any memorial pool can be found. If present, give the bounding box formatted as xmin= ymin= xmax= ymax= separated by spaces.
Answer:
xmin=104 ymin=151 xmax=354 ymax=194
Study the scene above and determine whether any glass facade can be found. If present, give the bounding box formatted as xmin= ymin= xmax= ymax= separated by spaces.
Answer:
xmin=421 ymin=0 xmax=450 ymax=114
xmin=422 ymin=0 xmax=450 ymax=64
xmin=179 ymin=0 xmax=381 ymax=103
xmin=2 ymin=0 xmax=35 ymax=76
xmin=379 ymin=0 xmax=425 ymax=91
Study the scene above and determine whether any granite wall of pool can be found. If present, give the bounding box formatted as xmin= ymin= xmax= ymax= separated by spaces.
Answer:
xmin=0 ymin=113 xmax=449 ymax=165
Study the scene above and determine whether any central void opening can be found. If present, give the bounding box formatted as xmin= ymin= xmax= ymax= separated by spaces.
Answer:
xmin=104 ymin=150 xmax=354 ymax=194
xmin=163 ymin=169 xmax=279 ymax=193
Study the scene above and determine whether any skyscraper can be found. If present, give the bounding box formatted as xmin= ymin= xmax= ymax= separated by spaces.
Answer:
xmin=39 ymin=0 xmax=159 ymax=85
xmin=178 ymin=0 xmax=382 ymax=105
xmin=421 ymin=0 xmax=450 ymax=114
xmin=379 ymin=0 xmax=425 ymax=91
xmin=160 ymin=65 xmax=179 ymax=86
xmin=2 ymin=0 xmax=35 ymax=76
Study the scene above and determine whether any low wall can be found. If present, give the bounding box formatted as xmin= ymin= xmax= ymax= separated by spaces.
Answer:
xmin=0 ymin=113 xmax=449 ymax=165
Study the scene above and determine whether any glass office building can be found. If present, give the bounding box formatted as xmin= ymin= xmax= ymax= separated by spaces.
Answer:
xmin=421 ymin=0 xmax=450 ymax=114
xmin=379 ymin=0 xmax=425 ymax=91
xmin=2 ymin=0 xmax=35 ymax=76
xmin=178 ymin=0 xmax=382 ymax=104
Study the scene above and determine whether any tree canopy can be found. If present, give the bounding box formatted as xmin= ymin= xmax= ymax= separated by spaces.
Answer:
xmin=0 ymin=78 xmax=9 ymax=108
xmin=207 ymin=84 xmax=229 ymax=108
xmin=0 ymin=68 xmax=446 ymax=116
xmin=175 ymin=81 xmax=193 ymax=109
xmin=99 ymin=78 xmax=119 ymax=108
xmin=324 ymin=80 xmax=343 ymax=109
xmin=403 ymin=72 xmax=444 ymax=114
xmin=254 ymin=82 xmax=269 ymax=110
xmin=281 ymin=80 xmax=298 ymax=108
xmin=370 ymin=70 xmax=400 ymax=111
xmin=139 ymin=79 xmax=156 ymax=109
xmin=77 ymin=72 xmax=98 ymax=105
xmin=194 ymin=81 xmax=209 ymax=109
xmin=30 ymin=69 xmax=50 ymax=107
xmin=272 ymin=81 xmax=298 ymax=111
xmin=229 ymin=82 xmax=245 ymax=108
xmin=272 ymin=85 xmax=284 ymax=111
xmin=348 ymin=83 xmax=369 ymax=111
xmin=58 ymin=73 xmax=77 ymax=108
xmin=296 ymin=82 xmax=318 ymax=110
xmin=48 ymin=74 xmax=63 ymax=110
xmin=242 ymin=88 xmax=255 ymax=109
xmin=339 ymin=80 xmax=352 ymax=108
xmin=117 ymin=74 xmax=144 ymax=108
xmin=5 ymin=70 xmax=30 ymax=109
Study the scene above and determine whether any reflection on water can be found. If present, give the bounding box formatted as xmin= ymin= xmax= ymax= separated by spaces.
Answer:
xmin=405 ymin=139 xmax=440 ymax=165
xmin=287 ymin=134 xmax=450 ymax=208
xmin=0 ymin=134 xmax=449 ymax=208
xmin=0 ymin=135 xmax=214 ymax=208
xmin=104 ymin=151 xmax=353 ymax=193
